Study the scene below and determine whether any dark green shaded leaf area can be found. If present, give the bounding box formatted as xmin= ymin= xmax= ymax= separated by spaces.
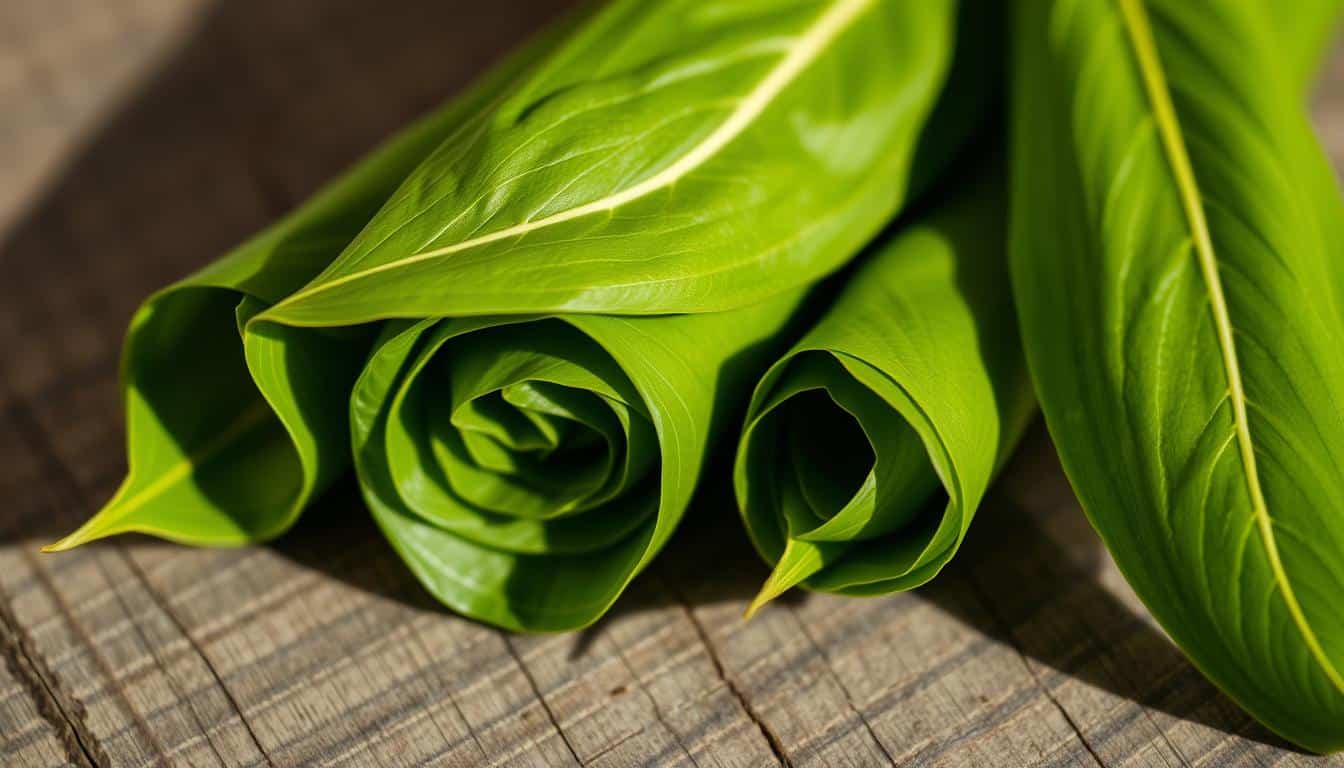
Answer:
xmin=53 ymin=0 xmax=993 ymax=632
xmin=1011 ymin=0 xmax=1344 ymax=752
xmin=734 ymin=170 xmax=1034 ymax=616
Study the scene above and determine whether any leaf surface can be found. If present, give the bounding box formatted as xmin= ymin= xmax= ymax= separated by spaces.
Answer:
xmin=1010 ymin=0 xmax=1344 ymax=751
xmin=735 ymin=169 xmax=1034 ymax=612
xmin=52 ymin=0 xmax=985 ymax=633
xmin=351 ymin=291 xmax=808 ymax=631
xmin=46 ymin=17 xmax=571 ymax=550
xmin=260 ymin=0 xmax=965 ymax=325
xmin=1266 ymin=0 xmax=1341 ymax=90
xmin=268 ymin=0 xmax=982 ymax=629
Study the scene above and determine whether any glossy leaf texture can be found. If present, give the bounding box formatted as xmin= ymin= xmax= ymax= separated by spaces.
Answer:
xmin=52 ymin=0 xmax=990 ymax=632
xmin=45 ymin=23 xmax=571 ymax=551
xmin=332 ymin=0 xmax=993 ymax=631
xmin=350 ymin=292 xmax=809 ymax=631
xmin=734 ymin=169 xmax=1033 ymax=614
xmin=1010 ymin=0 xmax=1344 ymax=752
xmin=257 ymin=0 xmax=971 ymax=326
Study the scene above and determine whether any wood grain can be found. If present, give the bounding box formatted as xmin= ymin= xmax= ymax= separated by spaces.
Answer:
xmin=0 ymin=2 xmax=1341 ymax=765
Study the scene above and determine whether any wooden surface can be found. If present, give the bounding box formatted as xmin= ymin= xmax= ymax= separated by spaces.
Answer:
xmin=1 ymin=2 xmax=1341 ymax=765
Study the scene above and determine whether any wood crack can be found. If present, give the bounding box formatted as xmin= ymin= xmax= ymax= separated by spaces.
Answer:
xmin=666 ymin=580 xmax=790 ymax=768
xmin=502 ymin=637 xmax=584 ymax=766
xmin=962 ymin=574 xmax=1106 ymax=767
xmin=118 ymin=552 xmax=276 ymax=767
xmin=607 ymin=635 xmax=700 ymax=766
xmin=0 ymin=585 xmax=104 ymax=767
xmin=789 ymin=611 xmax=897 ymax=766
xmin=8 ymin=400 xmax=227 ymax=765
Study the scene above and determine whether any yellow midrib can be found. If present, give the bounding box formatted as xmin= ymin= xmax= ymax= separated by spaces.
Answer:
xmin=1115 ymin=0 xmax=1344 ymax=695
xmin=265 ymin=0 xmax=873 ymax=319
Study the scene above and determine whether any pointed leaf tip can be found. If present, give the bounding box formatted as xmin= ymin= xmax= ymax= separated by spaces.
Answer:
xmin=40 ymin=523 xmax=101 ymax=553
xmin=743 ymin=576 xmax=792 ymax=621
xmin=743 ymin=539 xmax=827 ymax=620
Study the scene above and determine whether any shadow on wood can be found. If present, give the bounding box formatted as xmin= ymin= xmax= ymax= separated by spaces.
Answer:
xmin=0 ymin=0 xmax=575 ymax=402
xmin=271 ymin=455 xmax=798 ymax=655
xmin=920 ymin=430 xmax=1299 ymax=754
xmin=0 ymin=0 xmax=573 ymax=537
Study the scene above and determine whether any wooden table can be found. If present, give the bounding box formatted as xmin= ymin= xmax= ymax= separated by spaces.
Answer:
xmin=1 ymin=2 xmax=1341 ymax=765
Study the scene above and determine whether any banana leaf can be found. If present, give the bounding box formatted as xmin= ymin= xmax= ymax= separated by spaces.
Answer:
xmin=1270 ymin=0 xmax=1341 ymax=90
xmin=1010 ymin=0 xmax=1344 ymax=753
xmin=350 ymin=295 xmax=811 ymax=631
xmin=734 ymin=168 xmax=1034 ymax=614
xmin=51 ymin=0 xmax=987 ymax=630
xmin=328 ymin=0 xmax=989 ymax=631
xmin=45 ymin=14 xmax=576 ymax=550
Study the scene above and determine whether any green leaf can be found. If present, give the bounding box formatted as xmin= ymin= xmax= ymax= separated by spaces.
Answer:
xmin=1266 ymin=0 xmax=1341 ymax=91
xmin=257 ymin=0 xmax=967 ymax=326
xmin=734 ymin=169 xmax=1034 ymax=614
xmin=351 ymin=291 xmax=809 ymax=631
xmin=331 ymin=0 xmax=990 ymax=630
xmin=1010 ymin=0 xmax=1344 ymax=752
xmin=53 ymin=0 xmax=986 ymax=633
xmin=45 ymin=15 xmax=573 ymax=551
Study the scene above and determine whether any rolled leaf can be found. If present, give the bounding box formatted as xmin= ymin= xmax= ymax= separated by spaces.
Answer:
xmin=328 ymin=0 xmax=986 ymax=631
xmin=1011 ymin=0 xmax=1344 ymax=752
xmin=351 ymin=293 xmax=808 ymax=631
xmin=52 ymin=0 xmax=986 ymax=631
xmin=45 ymin=20 xmax=573 ymax=550
xmin=734 ymin=169 xmax=1034 ymax=614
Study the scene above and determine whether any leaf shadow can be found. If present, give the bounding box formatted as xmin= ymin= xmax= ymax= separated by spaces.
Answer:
xmin=0 ymin=0 xmax=576 ymax=398
xmin=0 ymin=0 xmax=572 ymax=539
xmin=919 ymin=426 xmax=1300 ymax=754
xmin=561 ymin=461 xmax=813 ymax=662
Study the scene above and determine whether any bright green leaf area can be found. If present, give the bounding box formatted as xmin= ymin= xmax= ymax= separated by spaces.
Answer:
xmin=258 ymin=0 xmax=962 ymax=325
xmin=50 ymin=0 xmax=1344 ymax=751
xmin=1011 ymin=0 xmax=1344 ymax=752
xmin=52 ymin=0 xmax=989 ymax=632
xmin=735 ymin=171 xmax=1034 ymax=615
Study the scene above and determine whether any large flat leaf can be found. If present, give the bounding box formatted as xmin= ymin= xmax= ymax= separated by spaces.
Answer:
xmin=1011 ymin=0 xmax=1344 ymax=752
xmin=258 ymin=0 xmax=968 ymax=326
xmin=734 ymin=169 xmax=1033 ymax=613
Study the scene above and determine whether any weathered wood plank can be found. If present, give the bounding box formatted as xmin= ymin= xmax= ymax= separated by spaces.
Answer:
xmin=0 ymin=4 xmax=1342 ymax=767
xmin=0 ymin=400 xmax=268 ymax=767
xmin=508 ymin=576 xmax=779 ymax=768
xmin=0 ymin=592 xmax=93 ymax=767
xmin=663 ymin=465 xmax=1100 ymax=768
xmin=0 ymin=0 xmax=208 ymax=237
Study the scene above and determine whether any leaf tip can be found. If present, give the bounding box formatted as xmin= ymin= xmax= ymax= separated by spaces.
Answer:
xmin=742 ymin=589 xmax=774 ymax=621
xmin=743 ymin=537 xmax=832 ymax=620
xmin=40 ymin=531 xmax=88 ymax=553
xmin=41 ymin=510 xmax=122 ymax=553
xmin=743 ymin=562 xmax=801 ymax=621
